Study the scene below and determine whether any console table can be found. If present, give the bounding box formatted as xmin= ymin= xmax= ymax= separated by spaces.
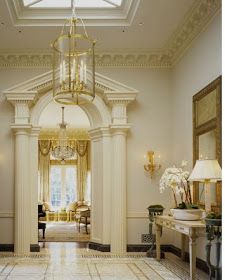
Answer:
xmin=155 ymin=215 xmax=205 ymax=280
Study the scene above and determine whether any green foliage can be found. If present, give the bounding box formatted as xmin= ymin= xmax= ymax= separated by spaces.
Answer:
xmin=187 ymin=204 xmax=199 ymax=209
xmin=206 ymin=212 xmax=222 ymax=219
xmin=177 ymin=202 xmax=187 ymax=209
xmin=176 ymin=202 xmax=199 ymax=209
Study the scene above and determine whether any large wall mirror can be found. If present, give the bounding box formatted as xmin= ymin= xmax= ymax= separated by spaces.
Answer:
xmin=193 ymin=76 xmax=222 ymax=212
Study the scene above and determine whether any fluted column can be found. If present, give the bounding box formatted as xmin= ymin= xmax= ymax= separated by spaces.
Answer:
xmin=110 ymin=125 xmax=129 ymax=253
xmin=13 ymin=126 xmax=31 ymax=254
xmin=30 ymin=127 xmax=40 ymax=245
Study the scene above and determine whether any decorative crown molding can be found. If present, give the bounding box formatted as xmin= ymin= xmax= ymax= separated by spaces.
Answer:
xmin=0 ymin=0 xmax=221 ymax=69
xmin=0 ymin=51 xmax=172 ymax=69
xmin=165 ymin=0 xmax=221 ymax=65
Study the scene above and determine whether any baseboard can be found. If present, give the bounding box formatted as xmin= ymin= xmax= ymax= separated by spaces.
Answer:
xmin=89 ymin=242 xmax=110 ymax=252
xmin=127 ymin=244 xmax=209 ymax=274
xmin=166 ymin=244 xmax=210 ymax=275
xmin=127 ymin=244 xmax=149 ymax=252
xmin=30 ymin=244 xmax=40 ymax=252
xmin=0 ymin=244 xmax=14 ymax=251
xmin=0 ymin=244 xmax=40 ymax=252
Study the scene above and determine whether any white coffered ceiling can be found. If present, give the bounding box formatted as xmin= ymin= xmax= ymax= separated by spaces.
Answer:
xmin=0 ymin=0 xmax=221 ymax=67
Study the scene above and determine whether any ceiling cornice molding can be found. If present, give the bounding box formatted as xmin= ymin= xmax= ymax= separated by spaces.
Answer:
xmin=0 ymin=0 xmax=221 ymax=69
xmin=0 ymin=50 xmax=172 ymax=69
xmin=165 ymin=0 xmax=221 ymax=66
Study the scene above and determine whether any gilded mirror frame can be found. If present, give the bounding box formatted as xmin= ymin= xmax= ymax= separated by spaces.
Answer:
xmin=193 ymin=76 xmax=222 ymax=212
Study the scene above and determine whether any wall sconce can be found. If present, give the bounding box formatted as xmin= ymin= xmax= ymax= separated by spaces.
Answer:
xmin=144 ymin=151 xmax=161 ymax=178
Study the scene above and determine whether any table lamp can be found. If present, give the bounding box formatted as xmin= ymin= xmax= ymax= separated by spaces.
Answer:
xmin=188 ymin=159 xmax=222 ymax=212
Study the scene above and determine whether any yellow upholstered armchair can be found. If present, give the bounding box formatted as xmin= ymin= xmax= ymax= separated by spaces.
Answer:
xmin=74 ymin=202 xmax=91 ymax=233
xmin=42 ymin=202 xmax=57 ymax=221
xmin=66 ymin=201 xmax=79 ymax=222
xmin=78 ymin=209 xmax=90 ymax=234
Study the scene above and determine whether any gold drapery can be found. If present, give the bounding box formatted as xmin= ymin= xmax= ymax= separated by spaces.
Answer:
xmin=38 ymin=140 xmax=51 ymax=203
xmin=76 ymin=141 xmax=89 ymax=202
xmin=38 ymin=139 xmax=89 ymax=204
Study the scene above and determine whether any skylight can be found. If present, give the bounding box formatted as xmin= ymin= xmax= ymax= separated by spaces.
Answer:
xmin=8 ymin=0 xmax=139 ymax=26
xmin=23 ymin=0 xmax=123 ymax=8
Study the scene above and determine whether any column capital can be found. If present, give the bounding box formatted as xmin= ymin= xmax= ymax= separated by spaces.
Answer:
xmin=30 ymin=126 xmax=41 ymax=137
xmin=88 ymin=127 xmax=111 ymax=140
xmin=104 ymin=93 xmax=136 ymax=125
xmin=6 ymin=92 xmax=37 ymax=125
xmin=104 ymin=92 xmax=137 ymax=106
xmin=11 ymin=124 xmax=32 ymax=134
xmin=110 ymin=124 xmax=131 ymax=135
xmin=6 ymin=92 xmax=37 ymax=106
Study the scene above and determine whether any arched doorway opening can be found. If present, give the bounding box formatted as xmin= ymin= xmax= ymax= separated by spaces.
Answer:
xmin=37 ymin=101 xmax=91 ymax=242
xmin=4 ymin=70 xmax=137 ymax=254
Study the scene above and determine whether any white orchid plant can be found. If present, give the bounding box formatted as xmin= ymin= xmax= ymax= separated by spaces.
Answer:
xmin=159 ymin=161 xmax=197 ymax=209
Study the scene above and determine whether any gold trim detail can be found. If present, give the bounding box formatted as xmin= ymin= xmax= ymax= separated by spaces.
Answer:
xmin=39 ymin=128 xmax=90 ymax=140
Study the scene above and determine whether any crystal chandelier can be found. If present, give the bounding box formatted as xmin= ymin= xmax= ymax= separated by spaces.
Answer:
xmin=51 ymin=0 xmax=96 ymax=105
xmin=51 ymin=107 xmax=75 ymax=162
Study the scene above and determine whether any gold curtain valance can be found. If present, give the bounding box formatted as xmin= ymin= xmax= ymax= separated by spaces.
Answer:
xmin=38 ymin=140 xmax=89 ymax=157
xmin=76 ymin=140 xmax=88 ymax=157
xmin=39 ymin=140 xmax=52 ymax=156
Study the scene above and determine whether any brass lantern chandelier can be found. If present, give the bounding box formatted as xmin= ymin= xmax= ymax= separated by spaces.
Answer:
xmin=51 ymin=107 xmax=75 ymax=162
xmin=51 ymin=0 xmax=96 ymax=105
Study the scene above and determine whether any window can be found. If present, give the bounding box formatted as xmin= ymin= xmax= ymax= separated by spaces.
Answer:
xmin=23 ymin=0 xmax=122 ymax=8
xmin=50 ymin=165 xmax=76 ymax=210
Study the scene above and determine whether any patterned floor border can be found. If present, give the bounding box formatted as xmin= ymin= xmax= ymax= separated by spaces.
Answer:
xmin=0 ymin=251 xmax=209 ymax=280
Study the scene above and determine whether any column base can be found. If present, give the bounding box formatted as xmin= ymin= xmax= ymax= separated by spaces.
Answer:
xmin=89 ymin=242 xmax=110 ymax=252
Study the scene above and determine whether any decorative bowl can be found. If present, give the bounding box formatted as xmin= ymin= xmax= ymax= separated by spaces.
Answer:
xmin=170 ymin=208 xmax=204 ymax=221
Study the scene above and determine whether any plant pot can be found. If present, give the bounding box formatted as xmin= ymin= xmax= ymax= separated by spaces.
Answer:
xmin=205 ymin=218 xmax=221 ymax=226
xmin=170 ymin=208 xmax=204 ymax=221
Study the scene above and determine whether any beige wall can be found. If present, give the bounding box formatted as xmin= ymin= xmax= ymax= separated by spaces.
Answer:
xmin=97 ymin=68 xmax=173 ymax=244
xmin=0 ymin=10 xmax=221 ymax=255
xmin=171 ymin=13 xmax=221 ymax=260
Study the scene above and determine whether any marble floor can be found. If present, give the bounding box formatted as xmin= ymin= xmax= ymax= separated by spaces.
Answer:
xmin=0 ymin=243 xmax=209 ymax=280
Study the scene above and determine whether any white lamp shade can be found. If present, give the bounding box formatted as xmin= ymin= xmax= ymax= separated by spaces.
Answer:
xmin=188 ymin=159 xmax=222 ymax=182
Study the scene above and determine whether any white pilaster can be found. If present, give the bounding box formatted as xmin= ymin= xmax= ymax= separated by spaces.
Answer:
xmin=7 ymin=93 xmax=37 ymax=254
xmin=13 ymin=125 xmax=31 ymax=254
xmin=110 ymin=125 xmax=129 ymax=253
xmin=89 ymin=127 xmax=112 ymax=245
xmin=30 ymin=127 xmax=40 ymax=245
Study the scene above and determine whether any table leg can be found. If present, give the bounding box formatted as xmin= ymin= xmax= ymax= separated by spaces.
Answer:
xmin=181 ymin=234 xmax=186 ymax=261
xmin=85 ymin=217 xmax=88 ymax=234
xmin=156 ymin=223 xmax=162 ymax=261
xmin=189 ymin=233 xmax=197 ymax=280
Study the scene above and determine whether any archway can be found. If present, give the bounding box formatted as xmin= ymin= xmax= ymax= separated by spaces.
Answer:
xmin=4 ymin=70 xmax=137 ymax=254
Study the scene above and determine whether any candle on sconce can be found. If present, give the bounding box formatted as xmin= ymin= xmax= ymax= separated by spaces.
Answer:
xmin=80 ymin=60 xmax=84 ymax=82
xmin=62 ymin=60 xmax=66 ymax=82
xmin=71 ymin=58 xmax=76 ymax=81
xmin=60 ymin=62 xmax=63 ymax=84
xmin=84 ymin=63 xmax=87 ymax=84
